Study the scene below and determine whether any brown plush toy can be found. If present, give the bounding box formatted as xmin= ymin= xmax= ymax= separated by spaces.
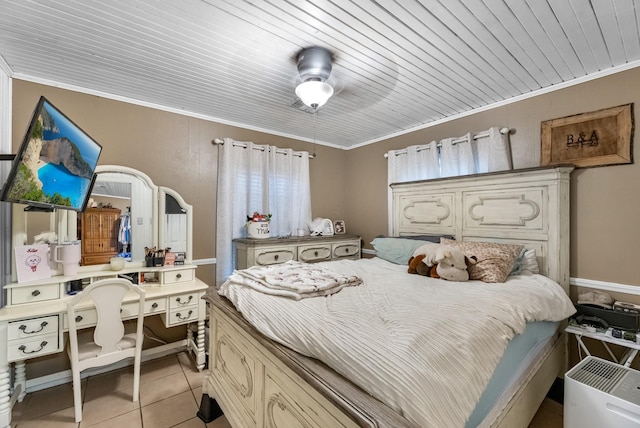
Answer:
xmin=408 ymin=254 xmax=430 ymax=276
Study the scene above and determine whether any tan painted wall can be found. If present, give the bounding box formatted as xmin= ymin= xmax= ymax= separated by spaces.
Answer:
xmin=344 ymin=67 xmax=640 ymax=287
xmin=12 ymin=80 xmax=347 ymax=288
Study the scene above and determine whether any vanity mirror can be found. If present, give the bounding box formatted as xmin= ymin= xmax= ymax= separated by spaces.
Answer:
xmin=85 ymin=166 xmax=157 ymax=264
xmin=159 ymin=186 xmax=193 ymax=265
xmin=10 ymin=165 xmax=192 ymax=277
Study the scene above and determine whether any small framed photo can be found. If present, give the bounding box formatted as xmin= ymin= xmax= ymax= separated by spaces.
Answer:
xmin=333 ymin=220 xmax=346 ymax=234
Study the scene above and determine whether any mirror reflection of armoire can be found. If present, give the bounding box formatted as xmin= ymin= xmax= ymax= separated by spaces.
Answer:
xmin=79 ymin=207 xmax=121 ymax=265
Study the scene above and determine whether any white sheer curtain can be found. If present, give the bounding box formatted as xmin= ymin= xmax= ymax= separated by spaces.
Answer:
xmin=387 ymin=127 xmax=512 ymax=184
xmin=473 ymin=126 xmax=512 ymax=173
xmin=386 ymin=142 xmax=439 ymax=232
xmin=440 ymin=134 xmax=477 ymax=177
xmin=387 ymin=142 xmax=440 ymax=184
xmin=216 ymin=138 xmax=312 ymax=286
xmin=386 ymin=127 xmax=512 ymax=231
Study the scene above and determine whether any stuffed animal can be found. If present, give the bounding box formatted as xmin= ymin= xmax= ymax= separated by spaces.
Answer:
xmin=33 ymin=231 xmax=58 ymax=245
xmin=408 ymin=254 xmax=430 ymax=276
xmin=408 ymin=242 xmax=477 ymax=281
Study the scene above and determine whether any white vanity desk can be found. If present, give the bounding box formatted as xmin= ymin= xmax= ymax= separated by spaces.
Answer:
xmin=0 ymin=264 xmax=207 ymax=427
xmin=0 ymin=165 xmax=207 ymax=428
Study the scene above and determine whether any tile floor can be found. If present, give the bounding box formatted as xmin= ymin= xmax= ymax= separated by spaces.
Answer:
xmin=11 ymin=351 xmax=562 ymax=427
xmin=529 ymin=398 xmax=563 ymax=428
xmin=10 ymin=352 xmax=231 ymax=428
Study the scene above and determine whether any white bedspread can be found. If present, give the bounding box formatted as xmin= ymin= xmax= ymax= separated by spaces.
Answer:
xmin=218 ymin=257 xmax=575 ymax=427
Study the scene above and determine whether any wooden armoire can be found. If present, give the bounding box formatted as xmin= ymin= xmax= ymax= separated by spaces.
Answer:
xmin=79 ymin=207 xmax=121 ymax=265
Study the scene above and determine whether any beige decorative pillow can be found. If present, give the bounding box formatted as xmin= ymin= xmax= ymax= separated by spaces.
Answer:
xmin=440 ymin=238 xmax=523 ymax=283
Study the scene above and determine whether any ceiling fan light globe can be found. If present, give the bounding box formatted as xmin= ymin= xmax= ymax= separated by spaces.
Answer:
xmin=295 ymin=81 xmax=334 ymax=108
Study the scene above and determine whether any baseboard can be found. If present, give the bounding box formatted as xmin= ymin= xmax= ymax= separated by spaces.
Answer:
xmin=571 ymin=277 xmax=640 ymax=296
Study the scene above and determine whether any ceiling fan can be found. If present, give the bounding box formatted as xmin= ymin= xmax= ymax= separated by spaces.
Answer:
xmin=294 ymin=46 xmax=336 ymax=109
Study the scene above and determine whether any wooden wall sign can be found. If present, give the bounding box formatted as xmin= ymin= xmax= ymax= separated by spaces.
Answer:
xmin=540 ymin=103 xmax=634 ymax=168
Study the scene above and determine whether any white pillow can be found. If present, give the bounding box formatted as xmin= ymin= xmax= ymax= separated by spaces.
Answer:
xmin=511 ymin=248 xmax=540 ymax=275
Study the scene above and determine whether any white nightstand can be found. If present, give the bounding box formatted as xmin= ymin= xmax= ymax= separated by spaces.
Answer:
xmin=565 ymin=324 xmax=640 ymax=367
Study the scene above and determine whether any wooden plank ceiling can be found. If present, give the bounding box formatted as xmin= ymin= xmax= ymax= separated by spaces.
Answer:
xmin=0 ymin=0 xmax=639 ymax=148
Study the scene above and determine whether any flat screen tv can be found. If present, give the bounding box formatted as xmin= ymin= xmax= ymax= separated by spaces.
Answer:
xmin=1 ymin=96 xmax=102 ymax=211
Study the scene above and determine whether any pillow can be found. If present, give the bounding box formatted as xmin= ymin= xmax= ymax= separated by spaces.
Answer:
xmin=371 ymin=235 xmax=454 ymax=265
xmin=510 ymin=248 xmax=540 ymax=275
xmin=440 ymin=238 xmax=523 ymax=283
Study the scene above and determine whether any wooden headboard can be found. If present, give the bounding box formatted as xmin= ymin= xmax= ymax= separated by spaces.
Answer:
xmin=390 ymin=166 xmax=573 ymax=292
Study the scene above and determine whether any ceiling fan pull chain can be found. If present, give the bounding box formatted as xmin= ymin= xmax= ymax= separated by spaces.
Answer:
xmin=313 ymin=108 xmax=317 ymax=158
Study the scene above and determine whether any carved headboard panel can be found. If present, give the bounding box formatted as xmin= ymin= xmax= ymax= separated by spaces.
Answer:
xmin=390 ymin=166 xmax=573 ymax=292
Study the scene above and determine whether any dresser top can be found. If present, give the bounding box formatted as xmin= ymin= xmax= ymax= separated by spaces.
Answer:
xmin=233 ymin=234 xmax=360 ymax=245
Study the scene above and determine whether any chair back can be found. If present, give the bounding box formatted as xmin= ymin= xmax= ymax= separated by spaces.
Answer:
xmin=67 ymin=278 xmax=145 ymax=357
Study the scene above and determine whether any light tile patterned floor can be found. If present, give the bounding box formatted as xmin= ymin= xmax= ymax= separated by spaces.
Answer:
xmin=10 ymin=352 xmax=231 ymax=428
xmin=10 ymin=350 xmax=561 ymax=427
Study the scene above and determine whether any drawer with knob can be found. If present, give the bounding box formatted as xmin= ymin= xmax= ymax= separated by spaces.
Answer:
xmin=332 ymin=242 xmax=360 ymax=260
xmin=163 ymin=305 xmax=199 ymax=326
xmin=9 ymin=283 xmax=61 ymax=305
xmin=120 ymin=298 xmax=166 ymax=317
xmin=169 ymin=292 xmax=200 ymax=309
xmin=298 ymin=244 xmax=332 ymax=263
xmin=253 ymin=248 xmax=296 ymax=266
xmin=162 ymin=268 xmax=195 ymax=285
xmin=8 ymin=315 xmax=61 ymax=362
xmin=167 ymin=305 xmax=198 ymax=326
xmin=8 ymin=315 xmax=59 ymax=340
xmin=63 ymin=309 xmax=98 ymax=330
xmin=8 ymin=334 xmax=60 ymax=361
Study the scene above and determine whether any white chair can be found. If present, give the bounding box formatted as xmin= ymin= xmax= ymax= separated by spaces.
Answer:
xmin=66 ymin=278 xmax=145 ymax=423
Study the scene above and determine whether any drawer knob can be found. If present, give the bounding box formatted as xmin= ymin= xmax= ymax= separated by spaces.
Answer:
xmin=176 ymin=273 xmax=182 ymax=279
xmin=176 ymin=295 xmax=193 ymax=305
xmin=176 ymin=310 xmax=193 ymax=320
xmin=19 ymin=321 xmax=48 ymax=334
xmin=274 ymin=254 xmax=279 ymax=261
xmin=75 ymin=315 xmax=83 ymax=323
xmin=345 ymin=248 xmax=350 ymax=253
xmin=31 ymin=290 xmax=41 ymax=297
xmin=18 ymin=341 xmax=48 ymax=354
xmin=314 ymin=251 xmax=319 ymax=256
xmin=152 ymin=302 xmax=159 ymax=309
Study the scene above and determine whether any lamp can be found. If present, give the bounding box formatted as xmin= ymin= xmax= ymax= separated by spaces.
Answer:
xmin=295 ymin=46 xmax=334 ymax=108
xmin=295 ymin=80 xmax=334 ymax=108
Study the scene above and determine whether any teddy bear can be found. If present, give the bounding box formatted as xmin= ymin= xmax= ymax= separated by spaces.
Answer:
xmin=408 ymin=242 xmax=477 ymax=281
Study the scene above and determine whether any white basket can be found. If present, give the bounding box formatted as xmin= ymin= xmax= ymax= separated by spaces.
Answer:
xmin=247 ymin=222 xmax=270 ymax=239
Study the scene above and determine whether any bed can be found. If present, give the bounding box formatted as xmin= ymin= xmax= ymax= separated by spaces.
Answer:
xmin=202 ymin=165 xmax=575 ymax=428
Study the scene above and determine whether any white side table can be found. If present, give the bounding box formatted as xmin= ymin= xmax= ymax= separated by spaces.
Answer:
xmin=565 ymin=325 xmax=640 ymax=367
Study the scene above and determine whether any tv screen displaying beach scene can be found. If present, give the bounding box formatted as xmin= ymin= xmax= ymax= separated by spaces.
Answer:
xmin=1 ymin=96 xmax=102 ymax=211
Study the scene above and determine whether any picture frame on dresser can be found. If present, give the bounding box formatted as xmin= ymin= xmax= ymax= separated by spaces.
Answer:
xmin=333 ymin=220 xmax=346 ymax=234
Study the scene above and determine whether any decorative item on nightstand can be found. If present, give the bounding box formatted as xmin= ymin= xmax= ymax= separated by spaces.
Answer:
xmin=333 ymin=220 xmax=346 ymax=234
xmin=308 ymin=217 xmax=334 ymax=236
xmin=246 ymin=212 xmax=271 ymax=239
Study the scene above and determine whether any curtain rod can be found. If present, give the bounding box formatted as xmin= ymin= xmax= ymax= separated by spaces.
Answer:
xmin=384 ymin=127 xmax=511 ymax=158
xmin=212 ymin=138 xmax=315 ymax=159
